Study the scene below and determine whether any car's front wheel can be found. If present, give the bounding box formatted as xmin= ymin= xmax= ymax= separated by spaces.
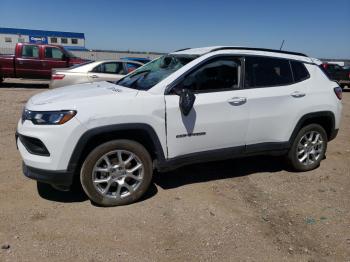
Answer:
xmin=80 ymin=140 xmax=153 ymax=206
xmin=287 ymin=124 xmax=328 ymax=171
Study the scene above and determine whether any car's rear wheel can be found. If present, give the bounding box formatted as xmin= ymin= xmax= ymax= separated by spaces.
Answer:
xmin=80 ymin=140 xmax=153 ymax=206
xmin=287 ymin=124 xmax=327 ymax=171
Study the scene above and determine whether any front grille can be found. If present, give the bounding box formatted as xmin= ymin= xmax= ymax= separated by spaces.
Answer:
xmin=18 ymin=135 xmax=50 ymax=156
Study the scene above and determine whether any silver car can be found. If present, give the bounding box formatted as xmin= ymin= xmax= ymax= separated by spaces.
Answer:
xmin=50 ymin=60 xmax=143 ymax=88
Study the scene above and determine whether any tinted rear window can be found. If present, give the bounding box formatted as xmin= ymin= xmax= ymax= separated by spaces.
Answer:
xmin=291 ymin=61 xmax=309 ymax=82
xmin=244 ymin=57 xmax=293 ymax=88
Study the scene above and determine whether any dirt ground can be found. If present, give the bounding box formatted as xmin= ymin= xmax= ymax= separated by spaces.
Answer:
xmin=0 ymin=80 xmax=349 ymax=262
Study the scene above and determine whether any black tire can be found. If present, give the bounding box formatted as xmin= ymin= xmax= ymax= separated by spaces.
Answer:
xmin=80 ymin=140 xmax=153 ymax=206
xmin=287 ymin=124 xmax=327 ymax=172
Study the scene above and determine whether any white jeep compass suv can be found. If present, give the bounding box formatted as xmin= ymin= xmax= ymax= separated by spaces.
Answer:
xmin=16 ymin=46 xmax=343 ymax=206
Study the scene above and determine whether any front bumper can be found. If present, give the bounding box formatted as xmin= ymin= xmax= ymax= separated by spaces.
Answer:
xmin=23 ymin=162 xmax=74 ymax=187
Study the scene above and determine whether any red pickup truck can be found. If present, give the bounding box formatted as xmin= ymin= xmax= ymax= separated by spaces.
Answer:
xmin=0 ymin=43 xmax=88 ymax=83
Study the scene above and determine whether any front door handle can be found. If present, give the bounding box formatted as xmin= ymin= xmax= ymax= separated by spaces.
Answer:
xmin=291 ymin=91 xmax=305 ymax=98
xmin=90 ymin=75 xmax=99 ymax=79
xmin=228 ymin=97 xmax=247 ymax=106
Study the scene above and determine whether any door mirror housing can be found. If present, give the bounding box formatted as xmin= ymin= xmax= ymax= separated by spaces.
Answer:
xmin=178 ymin=89 xmax=196 ymax=116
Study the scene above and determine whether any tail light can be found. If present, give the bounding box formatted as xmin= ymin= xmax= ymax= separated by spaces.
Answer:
xmin=334 ymin=86 xmax=342 ymax=100
xmin=52 ymin=74 xmax=65 ymax=80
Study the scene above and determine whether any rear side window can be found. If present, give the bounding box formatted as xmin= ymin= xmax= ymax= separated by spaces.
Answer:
xmin=92 ymin=62 xmax=124 ymax=74
xmin=44 ymin=47 xmax=64 ymax=59
xmin=126 ymin=63 xmax=141 ymax=73
xmin=21 ymin=45 xmax=39 ymax=58
xmin=291 ymin=61 xmax=309 ymax=82
xmin=244 ymin=57 xmax=293 ymax=88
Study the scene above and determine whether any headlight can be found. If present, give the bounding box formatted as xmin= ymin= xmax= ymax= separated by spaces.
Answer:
xmin=22 ymin=110 xmax=77 ymax=125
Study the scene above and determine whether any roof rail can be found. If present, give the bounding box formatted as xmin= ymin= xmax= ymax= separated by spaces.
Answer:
xmin=209 ymin=47 xmax=308 ymax=57
xmin=174 ymin=48 xmax=191 ymax=52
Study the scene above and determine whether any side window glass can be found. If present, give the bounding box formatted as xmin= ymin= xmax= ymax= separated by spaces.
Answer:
xmin=45 ymin=47 xmax=64 ymax=59
xmin=291 ymin=61 xmax=310 ymax=82
xmin=244 ymin=56 xmax=293 ymax=88
xmin=177 ymin=57 xmax=241 ymax=93
xmin=21 ymin=45 xmax=39 ymax=58
xmin=92 ymin=62 xmax=124 ymax=74
xmin=127 ymin=63 xmax=141 ymax=73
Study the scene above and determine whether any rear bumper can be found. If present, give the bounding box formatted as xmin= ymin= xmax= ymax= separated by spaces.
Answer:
xmin=23 ymin=162 xmax=74 ymax=187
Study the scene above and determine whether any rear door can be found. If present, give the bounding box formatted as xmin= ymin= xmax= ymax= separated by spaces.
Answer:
xmin=15 ymin=45 xmax=42 ymax=78
xmin=42 ymin=46 xmax=68 ymax=78
xmin=87 ymin=62 xmax=125 ymax=82
xmin=242 ymin=56 xmax=309 ymax=149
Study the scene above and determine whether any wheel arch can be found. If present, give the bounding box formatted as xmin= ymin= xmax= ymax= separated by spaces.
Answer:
xmin=289 ymin=111 xmax=336 ymax=145
xmin=67 ymin=123 xmax=166 ymax=175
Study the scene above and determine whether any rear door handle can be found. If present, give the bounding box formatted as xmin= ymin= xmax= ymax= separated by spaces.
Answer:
xmin=228 ymin=97 xmax=247 ymax=105
xmin=291 ymin=91 xmax=305 ymax=98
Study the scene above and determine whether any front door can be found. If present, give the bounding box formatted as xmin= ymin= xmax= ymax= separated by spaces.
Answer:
xmin=165 ymin=56 xmax=249 ymax=158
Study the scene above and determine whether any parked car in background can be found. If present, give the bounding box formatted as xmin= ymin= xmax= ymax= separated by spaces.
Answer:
xmin=121 ymin=57 xmax=151 ymax=64
xmin=50 ymin=60 xmax=143 ymax=88
xmin=322 ymin=63 xmax=350 ymax=89
xmin=0 ymin=43 xmax=88 ymax=83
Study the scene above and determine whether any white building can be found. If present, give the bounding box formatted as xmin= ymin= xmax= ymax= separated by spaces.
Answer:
xmin=0 ymin=27 xmax=86 ymax=52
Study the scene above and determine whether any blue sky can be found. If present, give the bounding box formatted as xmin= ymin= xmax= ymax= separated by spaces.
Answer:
xmin=1 ymin=0 xmax=349 ymax=58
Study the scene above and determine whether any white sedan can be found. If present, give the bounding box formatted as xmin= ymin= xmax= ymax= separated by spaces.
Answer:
xmin=50 ymin=60 xmax=143 ymax=88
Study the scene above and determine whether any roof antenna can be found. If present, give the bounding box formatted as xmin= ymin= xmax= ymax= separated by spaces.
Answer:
xmin=279 ymin=40 xmax=285 ymax=50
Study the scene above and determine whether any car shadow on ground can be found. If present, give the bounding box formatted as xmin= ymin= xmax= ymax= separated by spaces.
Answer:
xmin=0 ymin=82 xmax=49 ymax=89
xmin=36 ymin=155 xmax=288 ymax=205
xmin=154 ymin=155 xmax=287 ymax=190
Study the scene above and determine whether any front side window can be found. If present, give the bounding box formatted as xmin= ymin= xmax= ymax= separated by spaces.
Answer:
xmin=174 ymin=57 xmax=241 ymax=93
xmin=21 ymin=45 xmax=39 ymax=58
xmin=44 ymin=47 xmax=64 ymax=59
xmin=244 ymin=56 xmax=293 ymax=88
xmin=117 ymin=55 xmax=197 ymax=90
xmin=291 ymin=61 xmax=309 ymax=82
xmin=92 ymin=62 xmax=124 ymax=74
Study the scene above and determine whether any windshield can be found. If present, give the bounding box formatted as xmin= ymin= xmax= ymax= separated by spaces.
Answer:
xmin=117 ymin=54 xmax=198 ymax=90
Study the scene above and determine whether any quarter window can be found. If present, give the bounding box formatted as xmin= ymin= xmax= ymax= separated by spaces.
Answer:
xmin=176 ymin=57 xmax=241 ymax=93
xmin=244 ymin=56 xmax=293 ymax=88
xmin=21 ymin=45 xmax=39 ymax=58
xmin=44 ymin=47 xmax=64 ymax=59
xmin=291 ymin=61 xmax=309 ymax=82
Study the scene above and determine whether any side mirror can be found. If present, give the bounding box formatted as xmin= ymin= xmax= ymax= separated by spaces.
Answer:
xmin=62 ymin=54 xmax=68 ymax=61
xmin=179 ymin=89 xmax=196 ymax=116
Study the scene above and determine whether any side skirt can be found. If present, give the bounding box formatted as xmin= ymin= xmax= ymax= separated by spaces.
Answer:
xmin=155 ymin=142 xmax=289 ymax=172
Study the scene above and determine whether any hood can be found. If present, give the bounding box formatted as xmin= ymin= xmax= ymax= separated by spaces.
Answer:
xmin=27 ymin=81 xmax=138 ymax=108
